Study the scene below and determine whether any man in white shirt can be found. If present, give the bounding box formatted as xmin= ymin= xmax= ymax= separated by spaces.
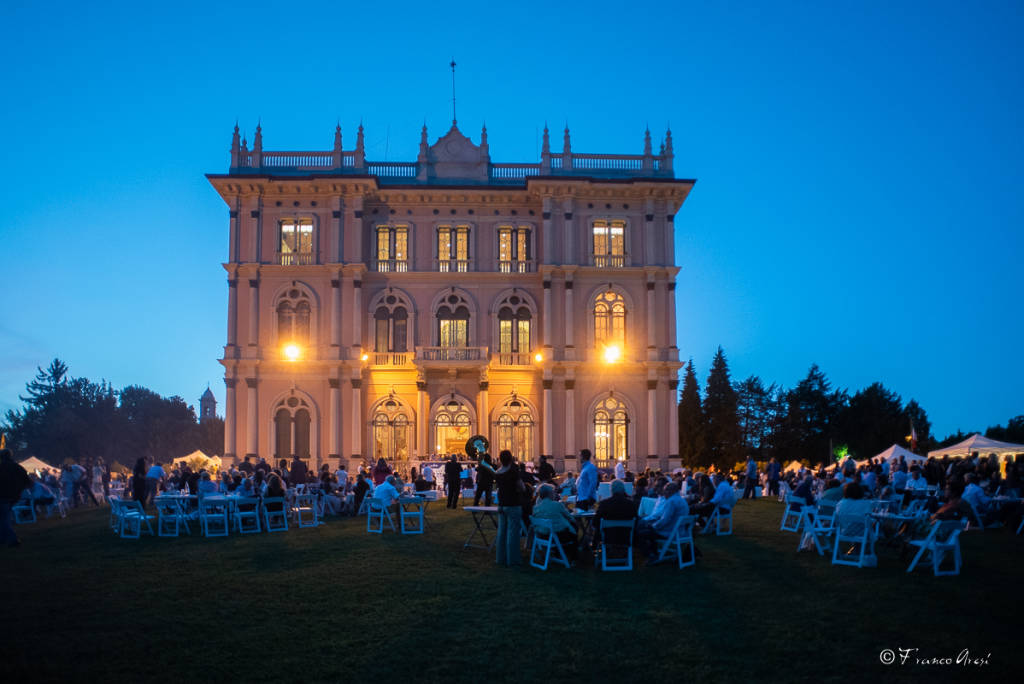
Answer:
xmin=614 ymin=460 xmax=626 ymax=481
xmin=334 ymin=466 xmax=349 ymax=490
xmin=905 ymin=467 xmax=929 ymax=492
xmin=373 ymin=475 xmax=401 ymax=505
xmin=422 ymin=464 xmax=435 ymax=489
xmin=145 ymin=462 xmax=166 ymax=506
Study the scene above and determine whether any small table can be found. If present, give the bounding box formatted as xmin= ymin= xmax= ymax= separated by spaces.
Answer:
xmin=870 ymin=512 xmax=917 ymax=548
xmin=463 ymin=506 xmax=499 ymax=550
xmin=572 ymin=509 xmax=597 ymax=548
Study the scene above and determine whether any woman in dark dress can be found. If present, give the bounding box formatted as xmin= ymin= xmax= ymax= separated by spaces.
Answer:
xmin=131 ymin=458 xmax=147 ymax=507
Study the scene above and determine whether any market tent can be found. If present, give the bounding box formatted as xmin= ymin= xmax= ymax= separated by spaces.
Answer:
xmin=928 ymin=434 xmax=1024 ymax=460
xmin=783 ymin=460 xmax=805 ymax=473
xmin=858 ymin=444 xmax=926 ymax=467
xmin=19 ymin=456 xmax=56 ymax=473
xmin=172 ymin=450 xmax=222 ymax=471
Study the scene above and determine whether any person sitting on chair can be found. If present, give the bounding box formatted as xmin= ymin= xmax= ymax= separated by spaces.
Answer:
xmin=636 ymin=481 xmax=689 ymax=561
xmin=373 ymin=475 xmax=401 ymax=506
xmin=834 ymin=481 xmax=874 ymax=517
xmin=352 ymin=472 xmax=370 ymax=514
xmin=537 ymin=456 xmax=556 ymax=483
xmin=532 ymin=484 xmax=578 ymax=561
xmin=692 ymin=473 xmax=734 ymax=527
xmin=594 ymin=479 xmax=638 ymax=548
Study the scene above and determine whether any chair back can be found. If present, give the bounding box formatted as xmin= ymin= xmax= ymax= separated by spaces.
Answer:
xmin=637 ymin=497 xmax=658 ymax=517
xmin=600 ymin=518 xmax=635 ymax=547
xmin=835 ymin=513 xmax=871 ymax=539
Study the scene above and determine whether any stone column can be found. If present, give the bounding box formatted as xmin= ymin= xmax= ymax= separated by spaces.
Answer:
xmin=224 ymin=378 xmax=237 ymax=459
xmin=564 ymin=377 xmax=575 ymax=466
xmin=350 ymin=376 xmax=362 ymax=460
xmin=668 ymin=282 xmax=678 ymax=349
xmin=477 ymin=374 xmax=489 ymax=446
xmin=416 ymin=375 xmax=428 ymax=458
xmin=542 ymin=376 xmax=553 ymax=459
xmin=227 ymin=278 xmax=238 ymax=347
xmin=542 ymin=197 xmax=553 ymax=264
xmin=228 ymin=205 xmax=240 ymax=263
xmin=245 ymin=377 xmax=258 ymax=458
xmin=247 ymin=278 xmax=259 ymax=350
xmin=351 ymin=197 xmax=364 ymax=264
xmin=542 ymin=279 xmax=552 ymax=348
xmin=331 ymin=196 xmax=344 ymax=262
xmin=647 ymin=378 xmax=658 ymax=461
xmin=564 ymin=276 xmax=574 ymax=358
xmin=668 ymin=379 xmax=680 ymax=459
xmin=646 ymin=278 xmax=656 ymax=356
xmin=645 ymin=198 xmax=657 ymax=265
xmin=562 ymin=198 xmax=574 ymax=264
xmin=352 ymin=279 xmax=362 ymax=354
xmin=329 ymin=378 xmax=341 ymax=460
xmin=665 ymin=209 xmax=675 ymax=267
xmin=330 ymin=276 xmax=341 ymax=350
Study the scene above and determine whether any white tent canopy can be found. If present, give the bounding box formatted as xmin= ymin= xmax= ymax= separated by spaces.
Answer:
xmin=928 ymin=434 xmax=1024 ymax=460
xmin=19 ymin=456 xmax=57 ymax=473
xmin=783 ymin=460 xmax=805 ymax=473
xmin=857 ymin=444 xmax=926 ymax=467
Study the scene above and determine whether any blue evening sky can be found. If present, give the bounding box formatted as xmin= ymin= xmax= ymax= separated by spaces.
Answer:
xmin=1 ymin=0 xmax=1021 ymax=438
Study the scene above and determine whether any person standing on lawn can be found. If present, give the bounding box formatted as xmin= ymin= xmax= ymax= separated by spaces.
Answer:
xmin=576 ymin=449 xmax=598 ymax=511
xmin=0 ymin=449 xmax=31 ymax=548
xmin=444 ymin=455 xmax=462 ymax=509
xmin=743 ymin=456 xmax=758 ymax=499
xmin=477 ymin=450 xmax=523 ymax=567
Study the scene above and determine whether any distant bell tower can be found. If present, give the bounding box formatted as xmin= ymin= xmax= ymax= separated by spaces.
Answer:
xmin=200 ymin=386 xmax=217 ymax=422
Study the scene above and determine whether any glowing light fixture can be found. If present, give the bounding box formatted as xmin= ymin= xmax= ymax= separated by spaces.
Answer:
xmin=534 ymin=352 xmax=544 ymax=363
xmin=283 ymin=344 xmax=301 ymax=361
xmin=361 ymin=353 xmax=369 ymax=362
xmin=603 ymin=344 xmax=621 ymax=364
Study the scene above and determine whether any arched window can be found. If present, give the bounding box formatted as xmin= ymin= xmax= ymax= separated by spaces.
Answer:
xmin=273 ymin=395 xmax=313 ymax=460
xmin=436 ymin=291 xmax=472 ymax=348
xmin=277 ymin=288 xmax=313 ymax=346
xmin=495 ymin=396 xmax=534 ymax=462
xmin=434 ymin=397 xmax=472 ymax=455
xmin=374 ymin=304 xmax=408 ymax=352
xmin=593 ymin=395 xmax=629 ymax=467
xmin=594 ymin=289 xmax=626 ymax=349
xmin=372 ymin=397 xmax=411 ymax=464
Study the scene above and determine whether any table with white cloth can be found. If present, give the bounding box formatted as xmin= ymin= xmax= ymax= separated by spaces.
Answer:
xmin=463 ymin=506 xmax=499 ymax=550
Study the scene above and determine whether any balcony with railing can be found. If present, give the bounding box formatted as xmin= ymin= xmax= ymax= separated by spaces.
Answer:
xmin=225 ymin=123 xmax=679 ymax=185
xmin=374 ymin=259 xmax=409 ymax=273
xmin=416 ymin=346 xmax=488 ymax=363
xmin=371 ymin=352 xmax=411 ymax=367
xmin=492 ymin=352 xmax=534 ymax=367
xmin=435 ymin=259 xmax=472 ymax=273
xmin=277 ymin=251 xmax=315 ymax=266
xmin=593 ymin=254 xmax=627 ymax=268
xmin=498 ymin=259 xmax=534 ymax=273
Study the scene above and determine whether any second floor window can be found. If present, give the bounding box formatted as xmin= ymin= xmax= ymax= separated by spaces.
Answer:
xmin=437 ymin=225 xmax=470 ymax=272
xmin=498 ymin=306 xmax=531 ymax=354
xmin=280 ymin=218 xmax=314 ymax=265
xmin=277 ymin=295 xmax=311 ymax=345
xmin=375 ymin=225 xmax=408 ymax=272
xmin=374 ymin=305 xmax=408 ymax=352
xmin=593 ymin=219 xmax=626 ymax=267
xmin=594 ymin=289 xmax=626 ymax=348
xmin=437 ymin=304 xmax=470 ymax=347
xmin=498 ymin=226 xmax=531 ymax=273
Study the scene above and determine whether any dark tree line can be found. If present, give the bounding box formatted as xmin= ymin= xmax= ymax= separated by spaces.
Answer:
xmin=1 ymin=359 xmax=223 ymax=469
xmin=675 ymin=347 xmax=1016 ymax=468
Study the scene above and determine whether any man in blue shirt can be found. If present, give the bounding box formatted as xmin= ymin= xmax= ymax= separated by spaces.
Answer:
xmin=766 ymin=457 xmax=782 ymax=497
xmin=742 ymin=456 xmax=758 ymax=499
xmin=637 ymin=481 xmax=689 ymax=561
xmin=576 ymin=449 xmax=598 ymax=511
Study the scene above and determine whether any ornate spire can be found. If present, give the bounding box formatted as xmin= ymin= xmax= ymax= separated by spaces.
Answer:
xmin=643 ymin=127 xmax=652 ymax=155
xmin=562 ymin=123 xmax=571 ymax=156
xmin=355 ymin=120 xmax=365 ymax=167
xmin=480 ymin=122 xmax=488 ymax=156
xmin=253 ymin=120 xmax=262 ymax=153
xmin=541 ymin=123 xmax=550 ymax=156
xmin=665 ymin=126 xmax=673 ymax=154
xmin=417 ymin=123 xmax=429 ymax=163
xmin=332 ymin=122 xmax=343 ymax=169
xmin=663 ymin=125 xmax=674 ymax=173
xmin=334 ymin=122 xmax=342 ymax=150
xmin=230 ymin=122 xmax=240 ymax=168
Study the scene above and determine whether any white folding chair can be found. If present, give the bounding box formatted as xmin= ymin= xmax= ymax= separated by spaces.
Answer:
xmin=367 ymin=499 xmax=396 ymax=533
xmin=702 ymin=507 xmax=732 ymax=536
xmin=262 ymin=497 xmax=289 ymax=532
xmin=294 ymin=493 xmax=319 ymax=528
xmin=907 ymin=519 xmax=968 ymax=576
xmin=831 ymin=514 xmax=877 ymax=568
xmin=780 ymin=495 xmax=805 ymax=532
xmin=965 ymin=500 xmax=994 ymax=531
xmin=233 ymin=497 xmax=262 ymax=534
xmin=400 ymin=501 xmax=425 ymax=535
xmin=806 ymin=502 xmax=837 ymax=555
xmin=528 ymin=517 xmax=571 ymax=571
xmin=118 ymin=500 xmax=155 ymax=539
xmin=12 ymin=494 xmax=36 ymax=524
xmin=637 ymin=497 xmax=658 ymax=518
xmin=777 ymin=481 xmax=791 ymax=503
xmin=200 ymin=498 xmax=230 ymax=537
xmin=599 ymin=519 xmax=635 ymax=571
xmin=596 ymin=482 xmax=612 ymax=501
xmin=656 ymin=515 xmax=697 ymax=569
xmin=155 ymin=498 xmax=182 ymax=537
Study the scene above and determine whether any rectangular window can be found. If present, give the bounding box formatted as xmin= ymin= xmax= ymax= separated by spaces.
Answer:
xmin=280 ymin=218 xmax=314 ymax=265
xmin=499 ymin=319 xmax=512 ymax=353
xmin=498 ymin=225 xmax=531 ymax=273
xmin=375 ymin=225 xmax=409 ymax=272
xmin=439 ymin=319 xmax=468 ymax=347
xmin=517 ymin=318 xmax=530 ymax=352
xmin=438 ymin=225 xmax=470 ymax=272
xmin=592 ymin=219 xmax=626 ymax=267
xmin=374 ymin=318 xmax=389 ymax=352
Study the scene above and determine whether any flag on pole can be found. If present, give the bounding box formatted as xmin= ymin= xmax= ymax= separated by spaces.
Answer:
xmin=909 ymin=419 xmax=918 ymax=452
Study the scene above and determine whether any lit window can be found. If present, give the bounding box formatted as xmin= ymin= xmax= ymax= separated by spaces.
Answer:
xmin=375 ymin=225 xmax=409 ymax=272
xmin=279 ymin=218 xmax=314 ymax=265
xmin=592 ymin=219 xmax=626 ymax=267
xmin=498 ymin=306 xmax=531 ymax=353
xmin=277 ymin=288 xmax=313 ymax=346
xmin=593 ymin=396 xmax=629 ymax=467
xmin=497 ymin=225 xmax=531 ymax=273
xmin=438 ymin=225 xmax=470 ymax=272
xmin=594 ymin=289 xmax=626 ymax=348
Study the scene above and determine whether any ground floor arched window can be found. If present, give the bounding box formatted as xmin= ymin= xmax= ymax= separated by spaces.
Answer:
xmin=372 ymin=397 xmax=411 ymax=464
xmin=495 ymin=397 xmax=534 ymax=462
xmin=593 ymin=396 xmax=629 ymax=467
xmin=273 ymin=396 xmax=312 ymax=460
xmin=434 ymin=398 xmax=472 ymax=456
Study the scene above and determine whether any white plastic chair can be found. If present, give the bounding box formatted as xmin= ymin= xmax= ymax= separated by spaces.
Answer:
xmin=200 ymin=498 xmax=230 ymax=537
xmin=294 ymin=493 xmax=319 ymax=528
xmin=780 ymin=495 xmax=805 ymax=532
xmin=528 ymin=518 xmax=570 ymax=571
xmin=155 ymin=498 xmax=182 ymax=537
xmin=596 ymin=482 xmax=612 ymax=501
xmin=233 ymin=497 xmax=262 ymax=534
xmin=806 ymin=502 xmax=837 ymax=555
xmin=599 ymin=519 xmax=635 ymax=571
xmin=262 ymin=497 xmax=288 ymax=532
xmin=12 ymin=494 xmax=36 ymax=524
xmin=118 ymin=500 xmax=155 ymax=539
xmin=965 ymin=500 xmax=993 ymax=531
xmin=907 ymin=519 xmax=967 ymax=576
xmin=400 ymin=501 xmax=425 ymax=535
xmin=656 ymin=515 xmax=697 ymax=568
xmin=831 ymin=514 xmax=877 ymax=568
xmin=367 ymin=499 xmax=396 ymax=533
xmin=703 ymin=507 xmax=733 ymax=536
xmin=637 ymin=497 xmax=658 ymax=518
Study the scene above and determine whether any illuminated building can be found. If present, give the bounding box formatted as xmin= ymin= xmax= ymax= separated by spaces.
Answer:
xmin=208 ymin=119 xmax=694 ymax=472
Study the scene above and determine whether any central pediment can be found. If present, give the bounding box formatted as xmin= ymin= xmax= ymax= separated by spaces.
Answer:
xmin=427 ymin=124 xmax=489 ymax=181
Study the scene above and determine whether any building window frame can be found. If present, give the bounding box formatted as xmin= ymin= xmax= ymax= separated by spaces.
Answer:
xmin=591 ymin=218 xmax=628 ymax=268
xmin=374 ymin=223 xmax=411 ymax=272
xmin=278 ymin=216 xmax=316 ymax=265
xmin=435 ymin=223 xmax=472 ymax=272
xmin=496 ymin=224 xmax=533 ymax=273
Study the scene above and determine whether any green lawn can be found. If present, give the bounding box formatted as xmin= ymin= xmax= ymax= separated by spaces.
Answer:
xmin=3 ymin=499 xmax=1019 ymax=683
